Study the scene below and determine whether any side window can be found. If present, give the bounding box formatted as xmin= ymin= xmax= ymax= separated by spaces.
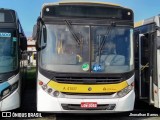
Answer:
xmin=18 ymin=22 xmax=23 ymax=34
xmin=18 ymin=22 xmax=22 ymax=41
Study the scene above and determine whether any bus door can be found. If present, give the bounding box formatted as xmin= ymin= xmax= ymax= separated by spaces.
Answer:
xmin=157 ymin=35 xmax=160 ymax=108
xmin=150 ymin=32 xmax=159 ymax=108
xmin=138 ymin=34 xmax=150 ymax=99
xmin=138 ymin=32 xmax=159 ymax=107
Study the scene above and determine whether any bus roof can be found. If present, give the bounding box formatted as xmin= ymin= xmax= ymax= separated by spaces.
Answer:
xmin=0 ymin=8 xmax=17 ymax=25
xmin=42 ymin=1 xmax=121 ymax=8
xmin=0 ymin=8 xmax=17 ymax=15
xmin=0 ymin=8 xmax=15 ymax=11
xmin=41 ymin=1 xmax=133 ymax=21
xmin=134 ymin=15 xmax=160 ymax=28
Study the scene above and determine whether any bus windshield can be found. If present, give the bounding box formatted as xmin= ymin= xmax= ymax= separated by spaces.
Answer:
xmin=40 ymin=24 xmax=134 ymax=73
xmin=0 ymin=29 xmax=18 ymax=73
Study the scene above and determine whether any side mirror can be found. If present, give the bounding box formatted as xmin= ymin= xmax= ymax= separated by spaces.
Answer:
xmin=32 ymin=24 xmax=40 ymax=50
xmin=34 ymin=17 xmax=47 ymax=51
xmin=32 ymin=24 xmax=37 ymax=40
xmin=20 ymin=35 xmax=27 ymax=51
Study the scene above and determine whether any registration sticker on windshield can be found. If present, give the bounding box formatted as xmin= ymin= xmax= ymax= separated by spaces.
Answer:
xmin=0 ymin=33 xmax=11 ymax=37
xmin=13 ymin=37 xmax=17 ymax=42
xmin=82 ymin=63 xmax=89 ymax=71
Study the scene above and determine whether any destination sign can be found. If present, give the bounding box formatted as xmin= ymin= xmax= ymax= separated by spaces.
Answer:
xmin=0 ymin=33 xmax=11 ymax=37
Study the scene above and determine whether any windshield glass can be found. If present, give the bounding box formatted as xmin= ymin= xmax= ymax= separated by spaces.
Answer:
xmin=40 ymin=24 xmax=90 ymax=73
xmin=91 ymin=26 xmax=133 ymax=73
xmin=0 ymin=29 xmax=18 ymax=73
xmin=40 ymin=24 xmax=134 ymax=73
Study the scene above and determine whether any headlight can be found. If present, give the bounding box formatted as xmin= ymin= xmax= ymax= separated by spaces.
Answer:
xmin=47 ymin=88 xmax=53 ymax=93
xmin=39 ymin=80 xmax=61 ymax=98
xmin=2 ymin=88 xmax=11 ymax=99
xmin=1 ymin=81 xmax=18 ymax=100
xmin=53 ymin=91 xmax=60 ymax=97
xmin=42 ymin=84 xmax=47 ymax=90
xmin=11 ymin=82 xmax=18 ymax=92
xmin=117 ymin=82 xmax=134 ymax=98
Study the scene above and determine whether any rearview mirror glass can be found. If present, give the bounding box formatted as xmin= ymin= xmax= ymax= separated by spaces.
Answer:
xmin=20 ymin=35 xmax=27 ymax=51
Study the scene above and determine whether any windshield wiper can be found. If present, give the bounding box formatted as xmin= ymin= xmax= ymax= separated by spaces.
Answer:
xmin=93 ymin=25 xmax=114 ymax=72
xmin=64 ymin=20 xmax=81 ymax=46
xmin=97 ymin=24 xmax=114 ymax=63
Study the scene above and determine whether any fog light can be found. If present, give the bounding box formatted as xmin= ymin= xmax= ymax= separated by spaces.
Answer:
xmin=53 ymin=91 xmax=60 ymax=97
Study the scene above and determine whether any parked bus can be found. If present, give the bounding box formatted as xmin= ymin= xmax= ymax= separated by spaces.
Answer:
xmin=34 ymin=1 xmax=135 ymax=112
xmin=0 ymin=8 xmax=27 ymax=111
xmin=134 ymin=15 xmax=160 ymax=108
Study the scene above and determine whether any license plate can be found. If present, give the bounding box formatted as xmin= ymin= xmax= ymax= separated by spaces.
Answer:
xmin=81 ymin=102 xmax=97 ymax=108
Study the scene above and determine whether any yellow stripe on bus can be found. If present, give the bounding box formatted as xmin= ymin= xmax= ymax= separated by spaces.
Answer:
xmin=47 ymin=81 xmax=128 ymax=93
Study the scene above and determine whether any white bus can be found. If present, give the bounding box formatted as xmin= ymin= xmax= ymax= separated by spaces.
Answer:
xmin=34 ymin=1 xmax=135 ymax=113
xmin=134 ymin=15 xmax=160 ymax=108
xmin=0 ymin=8 xmax=27 ymax=111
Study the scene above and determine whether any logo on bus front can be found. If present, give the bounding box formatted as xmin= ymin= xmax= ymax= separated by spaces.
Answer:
xmin=88 ymin=87 xmax=92 ymax=91
xmin=0 ymin=33 xmax=11 ymax=37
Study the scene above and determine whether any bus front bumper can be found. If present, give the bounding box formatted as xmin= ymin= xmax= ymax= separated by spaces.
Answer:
xmin=37 ymin=89 xmax=135 ymax=113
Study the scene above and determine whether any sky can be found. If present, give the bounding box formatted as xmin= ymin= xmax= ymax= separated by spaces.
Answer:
xmin=0 ymin=0 xmax=160 ymax=37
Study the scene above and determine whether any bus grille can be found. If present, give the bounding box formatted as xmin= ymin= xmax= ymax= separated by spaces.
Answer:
xmin=62 ymin=92 xmax=115 ymax=96
xmin=61 ymin=104 xmax=116 ymax=110
xmin=54 ymin=77 xmax=122 ymax=84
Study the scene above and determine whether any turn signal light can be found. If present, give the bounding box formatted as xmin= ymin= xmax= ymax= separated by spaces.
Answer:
xmin=39 ymin=81 xmax=43 ymax=86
